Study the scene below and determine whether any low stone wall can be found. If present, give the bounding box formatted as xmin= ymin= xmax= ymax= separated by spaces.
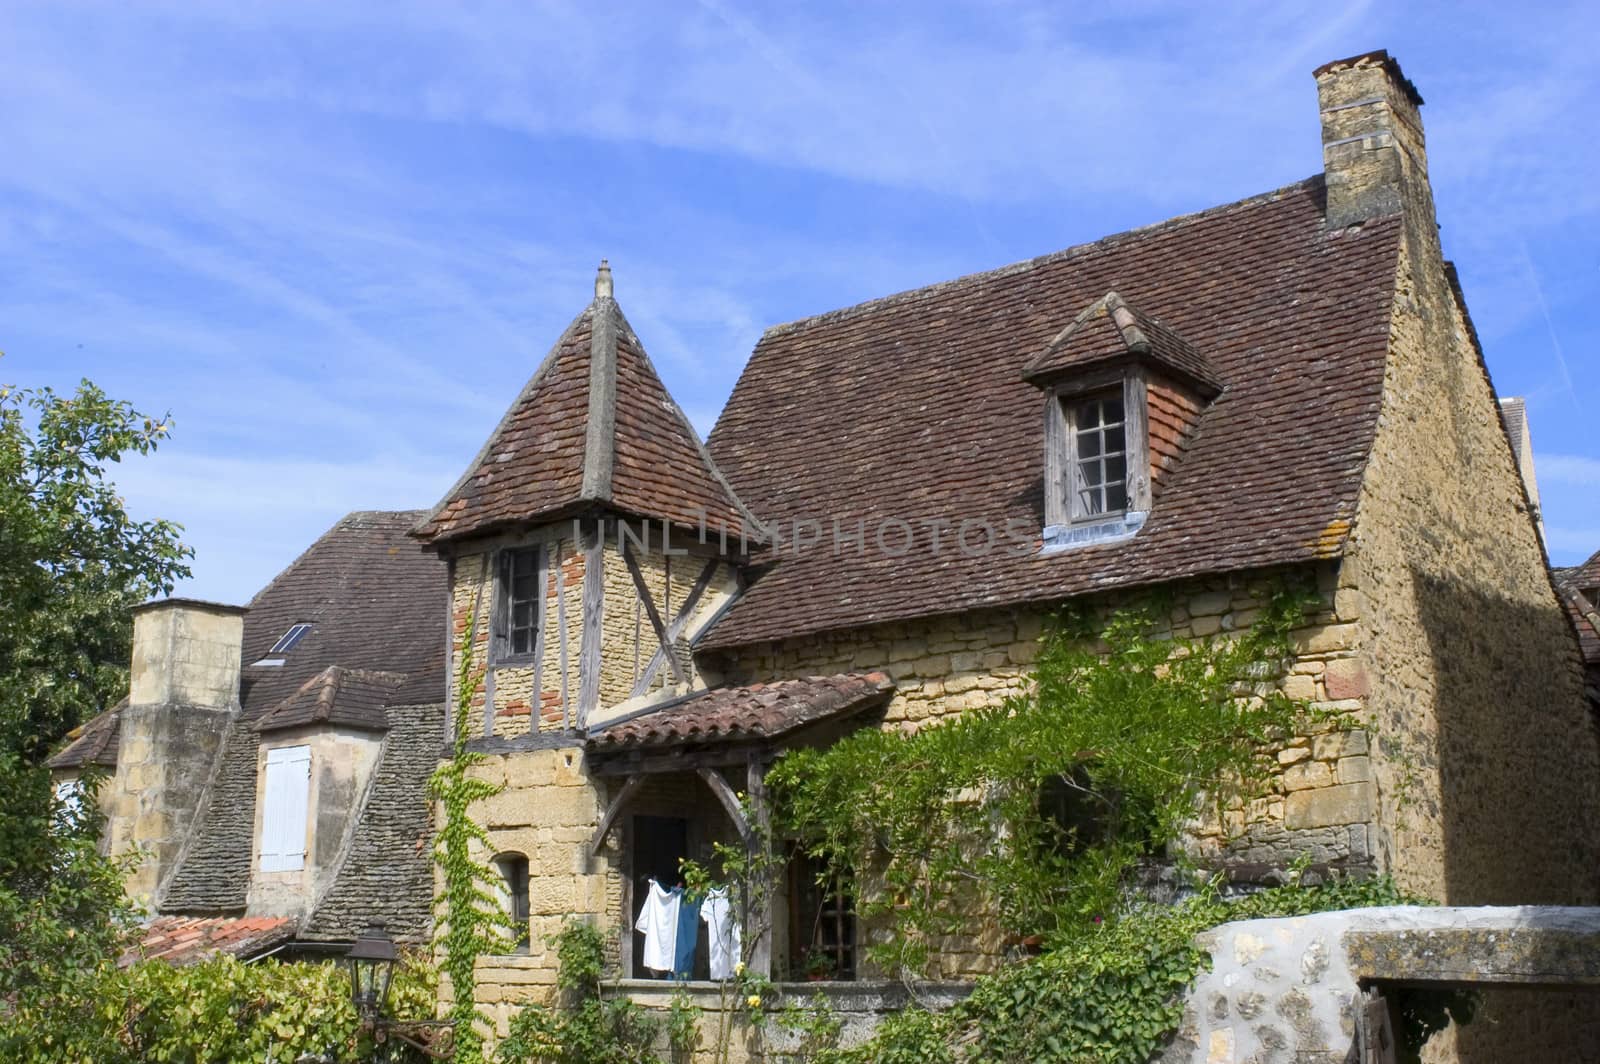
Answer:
xmin=1161 ymin=905 xmax=1600 ymax=1063
xmin=621 ymin=978 xmax=972 ymax=1063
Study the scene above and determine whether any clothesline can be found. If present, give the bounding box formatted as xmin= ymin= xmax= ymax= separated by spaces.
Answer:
xmin=635 ymin=879 xmax=741 ymax=980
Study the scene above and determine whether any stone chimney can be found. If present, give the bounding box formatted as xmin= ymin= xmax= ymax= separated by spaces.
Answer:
xmin=1314 ymin=50 xmax=1428 ymax=228
xmin=1500 ymin=397 xmax=1545 ymax=544
xmin=105 ymin=598 xmax=245 ymax=906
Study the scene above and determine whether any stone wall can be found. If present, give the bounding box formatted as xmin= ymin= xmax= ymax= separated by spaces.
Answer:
xmin=705 ymin=565 xmax=1382 ymax=977
xmin=1338 ymin=166 xmax=1600 ymax=907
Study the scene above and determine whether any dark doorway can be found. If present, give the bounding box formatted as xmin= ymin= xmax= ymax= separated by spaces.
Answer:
xmin=632 ymin=815 xmax=689 ymax=978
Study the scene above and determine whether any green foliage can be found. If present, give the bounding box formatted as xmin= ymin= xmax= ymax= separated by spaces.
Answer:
xmin=772 ymin=993 xmax=844 ymax=1063
xmin=0 ymin=378 xmax=192 ymax=762
xmin=0 ymin=951 xmax=437 ymax=1063
xmin=770 ymin=591 xmax=1324 ymax=976
xmin=666 ymin=986 xmax=703 ymax=1060
xmin=430 ymin=586 xmax=517 ymax=1063
xmin=497 ymin=921 xmax=662 ymax=1064
xmin=836 ymin=876 xmax=1418 ymax=1064
xmin=0 ymin=377 xmax=191 ymax=1044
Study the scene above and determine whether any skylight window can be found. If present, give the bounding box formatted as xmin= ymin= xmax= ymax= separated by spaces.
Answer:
xmin=269 ymin=623 xmax=313 ymax=655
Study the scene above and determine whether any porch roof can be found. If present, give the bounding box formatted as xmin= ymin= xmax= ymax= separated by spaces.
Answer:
xmin=587 ymin=672 xmax=894 ymax=753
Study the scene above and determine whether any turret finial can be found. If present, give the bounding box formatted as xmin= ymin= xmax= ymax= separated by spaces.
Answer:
xmin=595 ymin=259 xmax=613 ymax=300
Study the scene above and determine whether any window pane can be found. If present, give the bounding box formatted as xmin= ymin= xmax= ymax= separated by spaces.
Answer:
xmin=1104 ymin=424 xmax=1125 ymax=456
xmin=1077 ymin=430 xmax=1101 ymax=458
xmin=512 ymin=628 xmax=533 ymax=655
xmin=1103 ymin=397 xmax=1124 ymax=424
xmin=1078 ymin=459 xmax=1103 ymax=488
xmin=1073 ymin=399 xmax=1102 ymax=427
xmin=1105 ymin=455 xmax=1126 ymax=486
xmin=512 ymin=575 xmax=537 ymax=601
xmin=1107 ymin=482 xmax=1128 ymax=512
xmin=512 ymin=603 xmax=533 ymax=628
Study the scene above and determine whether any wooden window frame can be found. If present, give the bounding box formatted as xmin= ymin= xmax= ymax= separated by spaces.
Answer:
xmin=491 ymin=545 xmax=542 ymax=666
xmin=1044 ymin=370 xmax=1151 ymax=528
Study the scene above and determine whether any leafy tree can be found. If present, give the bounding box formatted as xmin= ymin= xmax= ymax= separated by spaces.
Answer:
xmin=0 ymin=377 xmax=192 ymax=1023
xmin=0 ymin=378 xmax=192 ymax=761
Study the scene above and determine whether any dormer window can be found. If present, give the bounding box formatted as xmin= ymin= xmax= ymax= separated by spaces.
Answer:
xmin=1023 ymin=292 xmax=1224 ymax=553
xmin=1065 ymin=392 xmax=1128 ymax=520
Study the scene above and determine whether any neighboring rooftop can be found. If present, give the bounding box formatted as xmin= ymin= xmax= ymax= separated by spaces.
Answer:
xmin=157 ymin=510 xmax=446 ymax=932
xmin=704 ymin=178 xmax=1402 ymax=649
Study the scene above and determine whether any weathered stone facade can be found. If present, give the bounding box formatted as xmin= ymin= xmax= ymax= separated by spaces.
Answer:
xmin=104 ymin=599 xmax=245 ymax=904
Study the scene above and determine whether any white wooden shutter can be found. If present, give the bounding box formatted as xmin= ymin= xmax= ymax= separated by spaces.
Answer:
xmin=259 ymin=745 xmax=311 ymax=872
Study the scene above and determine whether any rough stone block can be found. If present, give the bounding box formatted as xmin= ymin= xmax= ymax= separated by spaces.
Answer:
xmin=1337 ymin=756 xmax=1372 ymax=784
xmin=1190 ymin=614 xmax=1222 ymax=637
xmin=1292 ymin=623 xmax=1360 ymax=655
xmin=1282 ymin=761 xmax=1334 ymax=792
xmin=1284 ymin=782 xmax=1375 ymax=830
xmin=1281 ymin=673 xmax=1317 ymax=701
xmin=1322 ymin=659 xmax=1369 ymax=701
xmin=1190 ymin=590 xmax=1232 ymax=617
xmin=1277 ymin=747 xmax=1311 ymax=766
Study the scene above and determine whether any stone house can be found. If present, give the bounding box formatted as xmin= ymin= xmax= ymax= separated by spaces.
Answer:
xmin=48 ymin=46 xmax=1600 ymax=1057
xmin=401 ymin=48 xmax=1600 ymax=1047
xmin=48 ymin=511 xmax=447 ymax=964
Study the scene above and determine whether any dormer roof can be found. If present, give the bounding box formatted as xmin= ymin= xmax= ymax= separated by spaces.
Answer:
xmin=252 ymin=666 xmax=406 ymax=734
xmin=413 ymin=263 xmax=754 ymax=545
xmin=1021 ymin=291 xmax=1222 ymax=396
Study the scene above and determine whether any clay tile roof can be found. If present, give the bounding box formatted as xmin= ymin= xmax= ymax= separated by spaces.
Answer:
xmin=46 ymin=700 xmax=124 ymax=770
xmin=413 ymin=278 xmax=754 ymax=545
xmin=253 ymin=666 xmax=406 ymax=734
xmin=588 ymin=672 xmax=895 ymax=751
xmin=128 ymin=914 xmax=296 ymax=966
xmin=703 ymin=178 xmax=1403 ymax=650
xmin=1021 ymin=291 xmax=1222 ymax=395
xmin=161 ymin=511 xmax=445 ymax=923
xmin=1553 ymin=552 xmax=1600 ymax=665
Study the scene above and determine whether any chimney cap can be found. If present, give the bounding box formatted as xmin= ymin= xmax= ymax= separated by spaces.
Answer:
xmin=594 ymin=258 xmax=614 ymax=300
xmin=132 ymin=596 xmax=248 ymax=616
xmin=1313 ymin=49 xmax=1424 ymax=108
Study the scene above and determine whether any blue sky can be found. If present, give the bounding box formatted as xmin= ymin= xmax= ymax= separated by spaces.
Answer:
xmin=3 ymin=1 xmax=1597 ymax=603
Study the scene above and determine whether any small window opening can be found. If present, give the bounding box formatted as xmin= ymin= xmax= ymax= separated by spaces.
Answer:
xmin=1038 ymin=767 xmax=1123 ymax=859
xmin=269 ymin=623 xmax=314 ymax=655
xmin=496 ymin=548 xmax=541 ymax=661
xmin=495 ymin=853 xmax=531 ymax=951
xmin=1066 ymin=393 xmax=1127 ymax=520
xmin=788 ymin=851 xmax=857 ymax=981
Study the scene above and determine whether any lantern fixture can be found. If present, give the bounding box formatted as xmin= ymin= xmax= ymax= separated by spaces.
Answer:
xmin=345 ymin=921 xmax=399 ymax=1022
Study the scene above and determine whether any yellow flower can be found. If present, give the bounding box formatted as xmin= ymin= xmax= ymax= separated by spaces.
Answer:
xmin=746 ymin=994 xmax=761 ymax=1008
xmin=734 ymin=961 xmax=745 ymax=975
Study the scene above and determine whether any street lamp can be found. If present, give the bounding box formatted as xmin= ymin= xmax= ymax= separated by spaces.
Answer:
xmin=346 ymin=921 xmax=399 ymax=1024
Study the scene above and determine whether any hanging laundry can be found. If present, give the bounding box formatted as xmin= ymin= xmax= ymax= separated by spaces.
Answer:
xmin=635 ymin=879 xmax=681 ymax=975
xmin=674 ymin=892 xmax=702 ymax=979
xmin=700 ymin=886 xmax=741 ymax=980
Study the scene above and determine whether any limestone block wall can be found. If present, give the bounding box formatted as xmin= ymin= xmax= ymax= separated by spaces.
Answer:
xmin=460 ymin=746 xmax=618 ymax=1042
xmin=704 ymin=565 xmax=1381 ymax=977
xmin=1343 ymin=212 xmax=1600 ymax=905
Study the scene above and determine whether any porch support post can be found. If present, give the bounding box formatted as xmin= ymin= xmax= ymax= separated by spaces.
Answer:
xmin=695 ymin=766 xmax=753 ymax=843
xmin=588 ymin=774 xmax=644 ymax=859
xmin=745 ymin=751 xmax=774 ymax=979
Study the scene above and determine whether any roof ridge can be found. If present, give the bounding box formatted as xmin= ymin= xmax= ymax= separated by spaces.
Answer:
xmin=758 ymin=176 xmax=1326 ymax=340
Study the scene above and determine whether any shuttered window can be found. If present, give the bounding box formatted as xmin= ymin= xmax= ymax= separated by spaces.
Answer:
xmin=492 ymin=547 xmax=541 ymax=662
xmin=259 ymin=745 xmax=311 ymax=873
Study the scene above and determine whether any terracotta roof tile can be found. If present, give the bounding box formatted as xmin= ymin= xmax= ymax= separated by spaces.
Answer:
xmin=128 ymin=914 xmax=295 ymax=966
xmin=703 ymin=178 xmax=1402 ymax=649
xmin=588 ymin=672 xmax=894 ymax=751
xmin=46 ymin=701 xmax=124 ymax=770
xmin=414 ymin=292 xmax=751 ymax=544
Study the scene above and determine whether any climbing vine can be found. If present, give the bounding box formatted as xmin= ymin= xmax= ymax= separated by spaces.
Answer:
xmin=428 ymin=568 xmax=516 ymax=1063
xmin=771 ymin=589 xmax=1329 ymax=977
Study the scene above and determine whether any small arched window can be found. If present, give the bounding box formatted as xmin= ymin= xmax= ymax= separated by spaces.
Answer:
xmin=494 ymin=853 xmax=530 ymax=951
